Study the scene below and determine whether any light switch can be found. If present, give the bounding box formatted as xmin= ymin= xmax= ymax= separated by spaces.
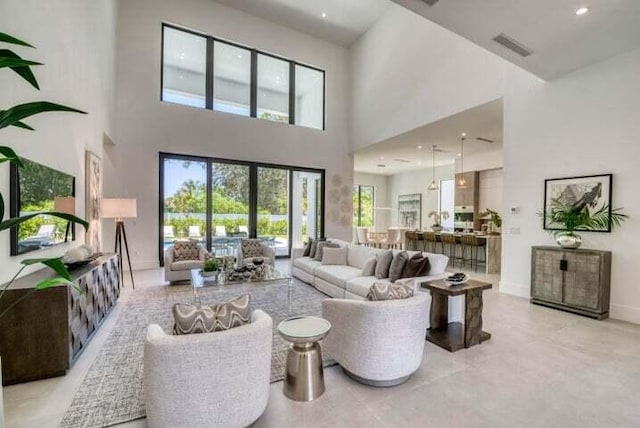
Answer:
xmin=510 ymin=227 xmax=521 ymax=235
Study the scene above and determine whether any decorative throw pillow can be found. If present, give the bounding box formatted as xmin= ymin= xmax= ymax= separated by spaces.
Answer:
xmin=367 ymin=282 xmax=415 ymax=301
xmin=401 ymin=254 xmax=429 ymax=279
xmin=389 ymin=251 xmax=409 ymax=283
xmin=374 ymin=250 xmax=393 ymax=279
xmin=321 ymin=247 xmax=348 ymax=265
xmin=241 ymin=239 xmax=264 ymax=258
xmin=309 ymin=238 xmax=325 ymax=259
xmin=303 ymin=238 xmax=313 ymax=257
xmin=417 ymin=255 xmax=431 ymax=277
xmin=361 ymin=257 xmax=377 ymax=276
xmin=314 ymin=241 xmax=339 ymax=261
xmin=173 ymin=294 xmax=251 ymax=335
xmin=173 ymin=241 xmax=200 ymax=261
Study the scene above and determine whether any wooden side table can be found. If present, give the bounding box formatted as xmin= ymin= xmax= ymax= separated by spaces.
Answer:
xmin=421 ymin=279 xmax=492 ymax=352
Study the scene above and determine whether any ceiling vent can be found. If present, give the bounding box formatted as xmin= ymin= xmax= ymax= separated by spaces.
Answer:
xmin=476 ymin=137 xmax=495 ymax=143
xmin=376 ymin=164 xmax=386 ymax=168
xmin=393 ymin=158 xmax=411 ymax=163
xmin=492 ymin=33 xmax=533 ymax=57
xmin=420 ymin=0 xmax=440 ymax=6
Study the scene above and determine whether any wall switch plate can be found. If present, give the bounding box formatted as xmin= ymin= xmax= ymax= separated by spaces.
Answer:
xmin=510 ymin=206 xmax=520 ymax=214
xmin=510 ymin=227 xmax=521 ymax=235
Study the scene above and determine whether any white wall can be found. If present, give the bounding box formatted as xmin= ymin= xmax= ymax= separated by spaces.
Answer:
xmin=112 ymin=0 xmax=352 ymax=269
xmin=0 ymin=0 xmax=116 ymax=284
xmin=353 ymin=172 xmax=389 ymax=232
xmin=387 ymin=165 xmax=455 ymax=229
xmin=350 ymin=4 xmax=640 ymax=324
xmin=478 ymin=168 xmax=503 ymax=216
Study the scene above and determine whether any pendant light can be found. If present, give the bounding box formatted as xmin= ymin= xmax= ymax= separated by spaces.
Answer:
xmin=456 ymin=133 xmax=468 ymax=189
xmin=428 ymin=145 xmax=439 ymax=191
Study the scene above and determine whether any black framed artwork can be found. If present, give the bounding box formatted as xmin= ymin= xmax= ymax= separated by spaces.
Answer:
xmin=543 ymin=174 xmax=613 ymax=232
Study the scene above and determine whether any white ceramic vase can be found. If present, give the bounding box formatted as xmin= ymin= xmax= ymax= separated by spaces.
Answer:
xmin=555 ymin=232 xmax=582 ymax=249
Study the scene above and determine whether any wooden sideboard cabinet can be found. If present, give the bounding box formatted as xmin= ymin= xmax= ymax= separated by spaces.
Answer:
xmin=530 ymin=246 xmax=611 ymax=319
xmin=0 ymin=253 xmax=120 ymax=385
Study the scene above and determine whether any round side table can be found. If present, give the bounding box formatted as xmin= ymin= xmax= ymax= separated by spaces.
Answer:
xmin=277 ymin=316 xmax=332 ymax=402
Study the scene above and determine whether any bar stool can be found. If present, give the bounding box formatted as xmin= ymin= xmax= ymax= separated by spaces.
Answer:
xmin=405 ymin=231 xmax=418 ymax=251
xmin=460 ymin=235 xmax=487 ymax=272
xmin=423 ymin=232 xmax=440 ymax=254
xmin=415 ymin=232 xmax=426 ymax=252
xmin=440 ymin=233 xmax=462 ymax=269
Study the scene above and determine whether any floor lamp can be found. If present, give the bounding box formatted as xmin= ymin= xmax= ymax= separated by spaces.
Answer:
xmin=53 ymin=196 xmax=75 ymax=242
xmin=100 ymin=198 xmax=137 ymax=289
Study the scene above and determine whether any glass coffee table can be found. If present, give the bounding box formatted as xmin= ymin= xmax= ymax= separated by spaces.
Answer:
xmin=190 ymin=264 xmax=293 ymax=305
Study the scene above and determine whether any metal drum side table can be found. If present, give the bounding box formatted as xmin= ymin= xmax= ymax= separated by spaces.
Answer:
xmin=277 ymin=316 xmax=332 ymax=402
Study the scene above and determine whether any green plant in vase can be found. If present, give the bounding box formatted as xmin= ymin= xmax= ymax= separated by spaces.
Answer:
xmin=480 ymin=209 xmax=502 ymax=234
xmin=202 ymin=257 xmax=220 ymax=274
xmin=0 ymin=31 xmax=88 ymax=319
xmin=540 ymin=197 xmax=627 ymax=249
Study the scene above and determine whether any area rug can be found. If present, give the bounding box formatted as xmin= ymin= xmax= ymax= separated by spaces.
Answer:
xmin=59 ymin=279 xmax=333 ymax=428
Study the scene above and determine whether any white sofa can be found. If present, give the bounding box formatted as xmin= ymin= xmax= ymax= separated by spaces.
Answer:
xmin=323 ymin=292 xmax=430 ymax=386
xmin=144 ymin=310 xmax=273 ymax=428
xmin=291 ymin=240 xmax=463 ymax=326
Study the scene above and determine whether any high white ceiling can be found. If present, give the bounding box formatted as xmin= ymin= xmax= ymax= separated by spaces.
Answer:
xmin=355 ymin=99 xmax=503 ymax=176
xmin=393 ymin=0 xmax=640 ymax=80
xmin=214 ymin=0 xmax=392 ymax=47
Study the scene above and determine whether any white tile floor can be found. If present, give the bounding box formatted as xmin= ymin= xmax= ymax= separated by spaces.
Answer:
xmin=4 ymin=261 xmax=640 ymax=427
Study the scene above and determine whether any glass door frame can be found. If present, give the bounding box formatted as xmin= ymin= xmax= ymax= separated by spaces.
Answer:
xmin=159 ymin=152 xmax=325 ymax=264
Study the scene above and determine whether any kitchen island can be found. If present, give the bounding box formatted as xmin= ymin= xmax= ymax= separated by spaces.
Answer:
xmin=404 ymin=231 xmax=501 ymax=274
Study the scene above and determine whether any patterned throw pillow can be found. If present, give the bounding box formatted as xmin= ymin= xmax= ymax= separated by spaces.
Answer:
xmin=303 ymin=238 xmax=313 ymax=257
xmin=241 ymin=239 xmax=263 ymax=258
xmin=374 ymin=250 xmax=393 ymax=279
xmin=173 ymin=294 xmax=251 ymax=335
xmin=367 ymin=282 xmax=415 ymax=301
xmin=173 ymin=241 xmax=200 ymax=261
xmin=314 ymin=241 xmax=339 ymax=261
xmin=389 ymin=251 xmax=409 ymax=283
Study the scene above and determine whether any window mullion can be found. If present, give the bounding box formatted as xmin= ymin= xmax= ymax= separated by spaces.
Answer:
xmin=289 ymin=62 xmax=295 ymax=125
xmin=250 ymin=50 xmax=257 ymax=118
xmin=205 ymin=38 xmax=214 ymax=110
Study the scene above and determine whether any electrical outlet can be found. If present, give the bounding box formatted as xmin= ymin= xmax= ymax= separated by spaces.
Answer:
xmin=510 ymin=227 xmax=521 ymax=235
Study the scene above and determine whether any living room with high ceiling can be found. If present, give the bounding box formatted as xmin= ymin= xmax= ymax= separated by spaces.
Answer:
xmin=2 ymin=0 xmax=640 ymax=427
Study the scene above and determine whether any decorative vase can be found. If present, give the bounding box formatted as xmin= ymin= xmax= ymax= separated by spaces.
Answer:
xmin=431 ymin=225 xmax=443 ymax=232
xmin=555 ymin=232 xmax=582 ymax=249
xmin=201 ymin=270 xmax=217 ymax=278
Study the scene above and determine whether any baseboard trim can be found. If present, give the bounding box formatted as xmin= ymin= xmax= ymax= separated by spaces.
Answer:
xmin=499 ymin=280 xmax=530 ymax=298
xmin=610 ymin=304 xmax=640 ymax=325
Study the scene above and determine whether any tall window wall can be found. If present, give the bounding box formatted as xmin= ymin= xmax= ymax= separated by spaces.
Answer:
xmin=353 ymin=185 xmax=375 ymax=228
xmin=160 ymin=153 xmax=324 ymax=262
xmin=161 ymin=24 xmax=325 ymax=130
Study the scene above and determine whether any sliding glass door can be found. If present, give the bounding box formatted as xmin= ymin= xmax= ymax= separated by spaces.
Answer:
xmin=160 ymin=153 xmax=324 ymax=263
xmin=257 ymin=167 xmax=290 ymax=257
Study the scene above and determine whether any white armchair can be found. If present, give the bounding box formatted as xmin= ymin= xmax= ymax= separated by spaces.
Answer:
xmin=322 ymin=293 xmax=430 ymax=386
xmin=164 ymin=244 xmax=207 ymax=284
xmin=237 ymin=239 xmax=276 ymax=267
xmin=144 ymin=310 xmax=273 ymax=428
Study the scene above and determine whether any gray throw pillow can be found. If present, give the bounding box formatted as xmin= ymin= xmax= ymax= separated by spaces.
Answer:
xmin=389 ymin=251 xmax=409 ymax=283
xmin=314 ymin=241 xmax=339 ymax=261
xmin=417 ymin=256 xmax=431 ymax=277
xmin=374 ymin=250 xmax=393 ymax=279
xmin=173 ymin=294 xmax=251 ymax=335
xmin=367 ymin=282 xmax=415 ymax=301
xmin=302 ymin=238 xmax=313 ymax=257
xmin=361 ymin=257 xmax=377 ymax=276
xmin=309 ymin=240 xmax=318 ymax=258
xmin=401 ymin=254 xmax=428 ymax=279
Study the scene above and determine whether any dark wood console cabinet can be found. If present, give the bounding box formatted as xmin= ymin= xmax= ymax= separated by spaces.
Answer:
xmin=530 ymin=246 xmax=611 ymax=319
xmin=0 ymin=254 xmax=120 ymax=385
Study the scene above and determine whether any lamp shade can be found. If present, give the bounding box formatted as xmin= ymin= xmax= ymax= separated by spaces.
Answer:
xmin=53 ymin=196 xmax=76 ymax=215
xmin=100 ymin=198 xmax=137 ymax=219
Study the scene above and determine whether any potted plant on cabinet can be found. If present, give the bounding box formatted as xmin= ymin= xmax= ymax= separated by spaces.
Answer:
xmin=541 ymin=197 xmax=627 ymax=249
xmin=427 ymin=210 xmax=449 ymax=232
xmin=0 ymin=31 xmax=87 ymax=422
xmin=480 ymin=209 xmax=502 ymax=235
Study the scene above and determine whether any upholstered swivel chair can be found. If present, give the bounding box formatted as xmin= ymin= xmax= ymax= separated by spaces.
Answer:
xmin=237 ymin=238 xmax=276 ymax=267
xmin=164 ymin=242 xmax=207 ymax=284
xmin=322 ymin=292 xmax=429 ymax=386
xmin=144 ymin=310 xmax=273 ymax=428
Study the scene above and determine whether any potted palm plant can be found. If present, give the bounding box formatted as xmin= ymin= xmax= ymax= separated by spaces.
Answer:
xmin=0 ymin=31 xmax=87 ymax=420
xmin=427 ymin=210 xmax=449 ymax=232
xmin=541 ymin=197 xmax=627 ymax=249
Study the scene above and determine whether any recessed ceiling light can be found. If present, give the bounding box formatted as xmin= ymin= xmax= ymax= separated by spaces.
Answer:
xmin=461 ymin=132 xmax=467 ymax=138
xmin=417 ymin=145 xmax=423 ymax=149
xmin=380 ymin=156 xmax=385 ymax=160
xmin=456 ymin=153 xmax=461 ymax=157
xmin=576 ymin=7 xmax=589 ymax=15
xmin=321 ymin=12 xmax=327 ymax=18
xmin=179 ymin=52 xmax=185 ymax=59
